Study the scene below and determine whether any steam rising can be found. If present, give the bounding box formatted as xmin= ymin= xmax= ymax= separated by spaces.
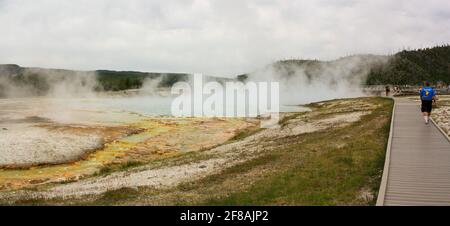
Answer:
xmin=0 ymin=66 xmax=98 ymax=98
xmin=0 ymin=54 xmax=390 ymax=114
xmin=0 ymin=57 xmax=390 ymax=166
xmin=245 ymin=55 xmax=389 ymax=105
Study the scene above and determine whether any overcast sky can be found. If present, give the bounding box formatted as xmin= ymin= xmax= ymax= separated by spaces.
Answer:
xmin=0 ymin=0 xmax=449 ymax=76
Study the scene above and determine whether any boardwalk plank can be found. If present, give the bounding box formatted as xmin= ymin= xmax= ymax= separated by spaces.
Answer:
xmin=382 ymin=98 xmax=450 ymax=206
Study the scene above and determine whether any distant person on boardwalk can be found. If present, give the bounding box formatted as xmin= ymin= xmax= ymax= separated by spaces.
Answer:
xmin=385 ymin=86 xmax=390 ymax=97
xmin=419 ymin=82 xmax=436 ymax=125
xmin=397 ymin=86 xmax=402 ymax=95
xmin=393 ymin=86 xmax=401 ymax=96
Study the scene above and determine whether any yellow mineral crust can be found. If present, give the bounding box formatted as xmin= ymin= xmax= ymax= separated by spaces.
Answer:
xmin=0 ymin=117 xmax=254 ymax=190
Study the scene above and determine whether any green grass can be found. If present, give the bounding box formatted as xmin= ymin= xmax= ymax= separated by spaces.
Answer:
xmin=99 ymin=97 xmax=391 ymax=206
xmin=195 ymin=97 xmax=393 ymax=206
xmin=0 ymin=97 xmax=393 ymax=206
xmin=225 ymin=126 xmax=264 ymax=144
xmin=92 ymin=160 xmax=145 ymax=177
xmin=94 ymin=188 xmax=141 ymax=205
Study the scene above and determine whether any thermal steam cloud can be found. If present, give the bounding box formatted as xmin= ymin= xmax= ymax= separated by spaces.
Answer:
xmin=0 ymin=54 xmax=390 ymax=109
xmin=245 ymin=55 xmax=390 ymax=105
xmin=0 ymin=67 xmax=99 ymax=98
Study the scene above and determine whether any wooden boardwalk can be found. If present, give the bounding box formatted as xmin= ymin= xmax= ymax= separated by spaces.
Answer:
xmin=377 ymin=98 xmax=450 ymax=206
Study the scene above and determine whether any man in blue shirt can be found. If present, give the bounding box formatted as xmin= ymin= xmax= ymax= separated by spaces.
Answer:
xmin=419 ymin=82 xmax=436 ymax=124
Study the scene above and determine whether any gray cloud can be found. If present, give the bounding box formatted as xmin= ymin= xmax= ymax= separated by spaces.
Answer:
xmin=0 ymin=0 xmax=449 ymax=76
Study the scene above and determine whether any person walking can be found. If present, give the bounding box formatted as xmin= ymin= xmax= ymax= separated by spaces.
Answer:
xmin=385 ymin=86 xmax=391 ymax=97
xmin=419 ymin=82 xmax=436 ymax=125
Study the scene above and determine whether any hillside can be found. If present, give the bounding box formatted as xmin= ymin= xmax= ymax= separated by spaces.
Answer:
xmin=367 ymin=45 xmax=450 ymax=85
xmin=96 ymin=70 xmax=190 ymax=91
xmin=1 ymin=45 xmax=449 ymax=97
xmin=0 ymin=65 xmax=190 ymax=97
xmin=239 ymin=45 xmax=450 ymax=86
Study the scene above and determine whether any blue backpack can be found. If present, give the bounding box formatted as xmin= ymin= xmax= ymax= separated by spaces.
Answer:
xmin=420 ymin=87 xmax=435 ymax=101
